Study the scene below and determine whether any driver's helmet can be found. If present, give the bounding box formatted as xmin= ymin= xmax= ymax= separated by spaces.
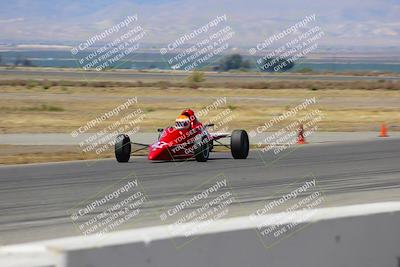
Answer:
xmin=181 ymin=109 xmax=196 ymax=122
xmin=175 ymin=115 xmax=190 ymax=130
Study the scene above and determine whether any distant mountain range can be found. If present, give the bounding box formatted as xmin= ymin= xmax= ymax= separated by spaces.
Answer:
xmin=0 ymin=0 xmax=399 ymax=47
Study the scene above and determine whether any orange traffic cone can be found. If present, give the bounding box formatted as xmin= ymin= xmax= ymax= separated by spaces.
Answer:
xmin=297 ymin=124 xmax=306 ymax=144
xmin=379 ymin=124 xmax=388 ymax=137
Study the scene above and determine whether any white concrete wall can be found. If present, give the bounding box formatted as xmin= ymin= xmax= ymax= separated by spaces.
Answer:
xmin=1 ymin=202 xmax=400 ymax=267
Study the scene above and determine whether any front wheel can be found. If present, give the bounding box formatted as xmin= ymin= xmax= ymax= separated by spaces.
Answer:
xmin=231 ymin=130 xmax=249 ymax=159
xmin=194 ymin=134 xmax=210 ymax=162
xmin=115 ymin=134 xmax=131 ymax=162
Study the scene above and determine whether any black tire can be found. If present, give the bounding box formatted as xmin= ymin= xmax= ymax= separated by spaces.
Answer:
xmin=209 ymin=140 xmax=214 ymax=152
xmin=115 ymin=134 xmax=131 ymax=162
xmin=194 ymin=134 xmax=210 ymax=162
xmin=231 ymin=130 xmax=249 ymax=159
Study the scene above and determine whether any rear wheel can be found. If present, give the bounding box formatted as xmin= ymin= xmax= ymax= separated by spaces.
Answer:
xmin=194 ymin=134 xmax=210 ymax=162
xmin=231 ymin=130 xmax=249 ymax=159
xmin=115 ymin=134 xmax=131 ymax=162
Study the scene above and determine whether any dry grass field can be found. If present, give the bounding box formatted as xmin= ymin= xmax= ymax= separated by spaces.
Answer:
xmin=1 ymin=77 xmax=399 ymax=164
xmin=1 ymin=79 xmax=399 ymax=133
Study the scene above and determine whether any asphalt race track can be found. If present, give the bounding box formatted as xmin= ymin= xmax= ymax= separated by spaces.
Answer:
xmin=0 ymin=138 xmax=399 ymax=245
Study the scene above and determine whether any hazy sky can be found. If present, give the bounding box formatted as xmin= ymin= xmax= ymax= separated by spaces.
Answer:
xmin=0 ymin=0 xmax=399 ymax=47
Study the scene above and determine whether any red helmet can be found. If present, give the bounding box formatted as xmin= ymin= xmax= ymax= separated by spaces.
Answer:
xmin=181 ymin=109 xmax=197 ymax=122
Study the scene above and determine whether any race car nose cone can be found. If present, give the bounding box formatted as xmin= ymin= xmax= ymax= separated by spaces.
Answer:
xmin=148 ymin=147 xmax=168 ymax=160
xmin=148 ymin=152 xmax=157 ymax=160
xmin=148 ymin=150 xmax=158 ymax=160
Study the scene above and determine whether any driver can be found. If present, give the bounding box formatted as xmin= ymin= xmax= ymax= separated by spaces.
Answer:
xmin=175 ymin=115 xmax=191 ymax=130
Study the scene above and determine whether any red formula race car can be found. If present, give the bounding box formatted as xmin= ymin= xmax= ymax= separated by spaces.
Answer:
xmin=114 ymin=109 xmax=249 ymax=162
